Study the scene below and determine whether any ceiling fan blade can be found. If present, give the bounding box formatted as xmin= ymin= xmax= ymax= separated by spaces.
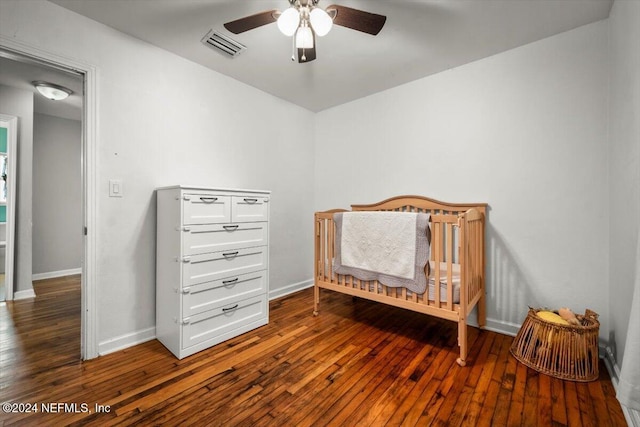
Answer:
xmin=327 ymin=5 xmax=386 ymax=35
xmin=224 ymin=10 xmax=278 ymax=34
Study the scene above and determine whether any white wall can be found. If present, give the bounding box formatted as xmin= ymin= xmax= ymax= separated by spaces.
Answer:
xmin=315 ymin=21 xmax=610 ymax=336
xmin=0 ymin=84 xmax=33 ymax=294
xmin=33 ymin=113 xmax=82 ymax=276
xmin=0 ymin=0 xmax=315 ymax=348
xmin=608 ymin=0 xmax=640 ymax=368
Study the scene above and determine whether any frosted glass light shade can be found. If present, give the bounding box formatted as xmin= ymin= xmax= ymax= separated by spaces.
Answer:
xmin=277 ymin=7 xmax=300 ymax=36
xmin=32 ymin=81 xmax=72 ymax=101
xmin=309 ymin=8 xmax=332 ymax=36
xmin=295 ymin=26 xmax=314 ymax=49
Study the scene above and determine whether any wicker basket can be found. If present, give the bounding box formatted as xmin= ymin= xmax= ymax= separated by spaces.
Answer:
xmin=510 ymin=308 xmax=599 ymax=382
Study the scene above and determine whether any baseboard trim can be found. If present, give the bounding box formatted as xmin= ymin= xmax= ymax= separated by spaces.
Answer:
xmin=603 ymin=346 xmax=621 ymax=383
xmin=97 ymin=279 xmax=315 ymax=357
xmin=32 ymin=268 xmax=82 ymax=281
xmin=476 ymin=317 xmax=521 ymax=337
xmin=98 ymin=327 xmax=156 ymax=356
xmin=13 ymin=288 xmax=36 ymax=300
xmin=603 ymin=345 xmax=640 ymax=427
xmin=269 ymin=279 xmax=314 ymax=301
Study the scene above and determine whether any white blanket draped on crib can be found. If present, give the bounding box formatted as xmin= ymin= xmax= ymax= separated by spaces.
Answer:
xmin=333 ymin=211 xmax=430 ymax=294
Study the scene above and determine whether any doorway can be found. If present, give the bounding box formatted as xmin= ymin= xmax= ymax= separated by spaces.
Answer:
xmin=0 ymin=114 xmax=17 ymax=302
xmin=0 ymin=52 xmax=83 ymax=367
xmin=0 ymin=39 xmax=98 ymax=360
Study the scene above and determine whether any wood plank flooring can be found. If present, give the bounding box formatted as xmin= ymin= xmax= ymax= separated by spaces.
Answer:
xmin=0 ymin=276 xmax=81 ymax=384
xmin=0 ymin=276 xmax=627 ymax=426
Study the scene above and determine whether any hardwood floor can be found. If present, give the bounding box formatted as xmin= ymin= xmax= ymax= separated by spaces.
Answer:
xmin=0 ymin=277 xmax=627 ymax=426
xmin=0 ymin=276 xmax=81 ymax=383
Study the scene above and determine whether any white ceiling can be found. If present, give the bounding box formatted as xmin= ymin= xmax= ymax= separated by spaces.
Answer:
xmin=47 ymin=0 xmax=612 ymax=112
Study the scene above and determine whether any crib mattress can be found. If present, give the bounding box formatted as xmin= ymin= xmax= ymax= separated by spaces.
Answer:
xmin=427 ymin=273 xmax=460 ymax=303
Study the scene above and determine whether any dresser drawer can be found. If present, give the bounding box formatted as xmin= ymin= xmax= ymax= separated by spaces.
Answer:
xmin=231 ymin=196 xmax=269 ymax=222
xmin=182 ymin=295 xmax=267 ymax=349
xmin=182 ymin=271 xmax=267 ymax=317
xmin=183 ymin=194 xmax=231 ymax=224
xmin=183 ymin=246 xmax=267 ymax=287
xmin=182 ymin=223 xmax=268 ymax=255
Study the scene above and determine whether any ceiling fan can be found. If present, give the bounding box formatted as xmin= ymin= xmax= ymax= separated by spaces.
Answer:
xmin=223 ymin=0 xmax=386 ymax=63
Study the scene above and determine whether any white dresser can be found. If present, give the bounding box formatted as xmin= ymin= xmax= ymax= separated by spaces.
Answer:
xmin=155 ymin=186 xmax=270 ymax=359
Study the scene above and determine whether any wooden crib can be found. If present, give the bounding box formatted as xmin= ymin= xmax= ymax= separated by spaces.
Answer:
xmin=314 ymin=195 xmax=487 ymax=366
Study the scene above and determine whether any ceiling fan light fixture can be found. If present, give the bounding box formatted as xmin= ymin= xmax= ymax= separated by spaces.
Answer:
xmin=295 ymin=25 xmax=314 ymax=49
xmin=32 ymin=81 xmax=73 ymax=101
xmin=277 ymin=7 xmax=300 ymax=36
xmin=309 ymin=8 xmax=332 ymax=36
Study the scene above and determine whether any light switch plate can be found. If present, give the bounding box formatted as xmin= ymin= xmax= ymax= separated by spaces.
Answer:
xmin=109 ymin=179 xmax=123 ymax=197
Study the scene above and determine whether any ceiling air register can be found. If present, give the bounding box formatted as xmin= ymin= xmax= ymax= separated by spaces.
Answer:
xmin=201 ymin=30 xmax=247 ymax=58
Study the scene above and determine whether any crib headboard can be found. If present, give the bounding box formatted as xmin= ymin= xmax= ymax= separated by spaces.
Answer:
xmin=350 ymin=195 xmax=487 ymax=216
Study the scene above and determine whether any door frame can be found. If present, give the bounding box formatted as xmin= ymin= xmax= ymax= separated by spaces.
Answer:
xmin=0 ymin=114 xmax=17 ymax=302
xmin=0 ymin=35 xmax=99 ymax=359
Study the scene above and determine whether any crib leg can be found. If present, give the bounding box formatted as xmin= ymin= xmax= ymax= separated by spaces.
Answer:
xmin=313 ymin=284 xmax=319 ymax=316
xmin=456 ymin=318 xmax=468 ymax=367
xmin=478 ymin=291 xmax=487 ymax=328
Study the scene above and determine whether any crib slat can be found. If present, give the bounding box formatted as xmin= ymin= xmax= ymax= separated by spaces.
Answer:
xmin=328 ymin=219 xmax=334 ymax=283
xmin=459 ymin=215 xmax=468 ymax=311
xmin=323 ymin=218 xmax=329 ymax=281
xmin=319 ymin=219 xmax=325 ymax=281
xmin=446 ymin=222 xmax=454 ymax=311
xmin=433 ymin=221 xmax=441 ymax=307
xmin=471 ymin=220 xmax=477 ymax=302
xmin=316 ymin=219 xmax=320 ymax=280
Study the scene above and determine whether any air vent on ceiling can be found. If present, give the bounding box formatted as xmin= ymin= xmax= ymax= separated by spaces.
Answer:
xmin=201 ymin=30 xmax=246 ymax=58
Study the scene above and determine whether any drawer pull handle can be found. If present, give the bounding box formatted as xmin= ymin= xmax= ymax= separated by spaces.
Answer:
xmin=182 ymin=256 xmax=191 ymax=263
xmin=181 ymin=318 xmax=191 ymax=325
xmin=223 ymin=251 xmax=239 ymax=258
xmin=200 ymin=197 xmax=218 ymax=203
xmin=243 ymin=198 xmax=258 ymax=204
xmin=223 ymin=225 xmax=239 ymax=231
xmin=222 ymin=278 xmax=239 ymax=285
xmin=181 ymin=288 xmax=191 ymax=294
xmin=222 ymin=304 xmax=239 ymax=312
